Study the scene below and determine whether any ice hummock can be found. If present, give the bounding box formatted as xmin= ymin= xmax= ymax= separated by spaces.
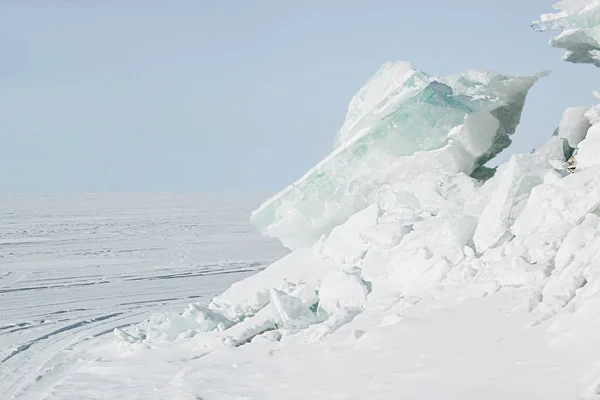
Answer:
xmin=98 ymin=4 xmax=600 ymax=397
xmin=532 ymin=0 xmax=600 ymax=66
xmin=251 ymin=62 xmax=547 ymax=250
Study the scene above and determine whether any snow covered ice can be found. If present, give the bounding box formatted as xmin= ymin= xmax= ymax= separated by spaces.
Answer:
xmin=6 ymin=1 xmax=600 ymax=399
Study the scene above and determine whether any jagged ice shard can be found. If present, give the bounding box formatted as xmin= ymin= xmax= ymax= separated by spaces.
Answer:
xmin=532 ymin=0 xmax=600 ymax=66
xmin=251 ymin=61 xmax=547 ymax=250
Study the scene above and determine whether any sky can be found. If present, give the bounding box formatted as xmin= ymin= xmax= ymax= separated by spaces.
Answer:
xmin=0 ymin=1 xmax=598 ymax=192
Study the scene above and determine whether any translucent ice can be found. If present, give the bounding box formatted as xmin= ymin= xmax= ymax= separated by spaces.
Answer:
xmin=333 ymin=61 xmax=428 ymax=148
xmin=146 ymin=304 xmax=232 ymax=342
xmin=251 ymin=62 xmax=546 ymax=249
xmin=269 ymin=289 xmax=317 ymax=329
xmin=558 ymin=106 xmax=591 ymax=147
xmin=532 ymin=1 xmax=600 ymax=66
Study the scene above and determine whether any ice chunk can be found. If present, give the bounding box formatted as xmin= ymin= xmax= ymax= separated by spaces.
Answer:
xmin=209 ymin=248 xmax=342 ymax=321
xmin=146 ymin=304 xmax=232 ymax=342
xmin=388 ymin=215 xmax=477 ymax=288
xmin=251 ymin=62 xmax=546 ymax=249
xmin=389 ymin=247 xmax=453 ymax=290
xmin=538 ymin=229 xmax=600 ymax=318
xmin=473 ymin=157 xmax=522 ymax=253
xmin=269 ymin=289 xmax=317 ymax=329
xmin=223 ymin=305 xmax=278 ymax=347
xmin=114 ymin=328 xmax=141 ymax=344
xmin=558 ymin=107 xmax=591 ymax=147
xmin=300 ymin=308 xmax=360 ymax=343
xmin=532 ymin=1 xmax=600 ymax=66
xmin=320 ymin=204 xmax=379 ymax=264
xmin=512 ymin=166 xmax=600 ymax=236
xmin=569 ymin=100 xmax=600 ymax=171
xmin=554 ymin=213 xmax=600 ymax=272
xmin=318 ymin=268 xmax=369 ymax=316
xmin=575 ymin=117 xmax=600 ymax=169
xmin=334 ymin=61 xmax=426 ymax=148
xmin=361 ymin=247 xmax=395 ymax=280
xmin=360 ymin=222 xmax=412 ymax=250
xmin=536 ymin=135 xmax=572 ymax=162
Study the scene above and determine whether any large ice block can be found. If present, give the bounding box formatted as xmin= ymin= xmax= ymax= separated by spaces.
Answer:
xmin=251 ymin=62 xmax=546 ymax=250
xmin=532 ymin=1 xmax=600 ymax=67
xmin=333 ymin=61 xmax=428 ymax=148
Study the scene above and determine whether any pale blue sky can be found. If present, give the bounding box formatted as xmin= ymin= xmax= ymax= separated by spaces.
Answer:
xmin=0 ymin=1 xmax=597 ymax=192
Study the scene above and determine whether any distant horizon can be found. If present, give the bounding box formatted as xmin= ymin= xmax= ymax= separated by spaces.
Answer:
xmin=1 ymin=1 xmax=597 ymax=192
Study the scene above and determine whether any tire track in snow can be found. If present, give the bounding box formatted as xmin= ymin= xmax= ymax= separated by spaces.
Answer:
xmin=0 ymin=266 xmax=268 ymax=399
xmin=1 ymin=312 xmax=123 ymax=363
xmin=0 ymin=193 xmax=288 ymax=399
xmin=0 ymin=310 xmax=150 ymax=399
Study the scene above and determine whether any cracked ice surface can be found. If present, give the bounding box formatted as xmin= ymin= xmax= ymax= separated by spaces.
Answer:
xmin=251 ymin=61 xmax=546 ymax=250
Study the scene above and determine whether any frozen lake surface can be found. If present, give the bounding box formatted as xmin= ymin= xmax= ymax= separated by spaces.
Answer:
xmin=0 ymin=194 xmax=287 ymax=398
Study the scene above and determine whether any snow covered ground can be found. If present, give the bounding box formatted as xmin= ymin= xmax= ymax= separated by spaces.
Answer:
xmin=58 ymin=290 xmax=599 ymax=400
xmin=0 ymin=194 xmax=287 ymax=399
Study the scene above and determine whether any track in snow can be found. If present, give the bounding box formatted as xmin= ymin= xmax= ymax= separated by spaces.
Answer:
xmin=0 ymin=194 xmax=287 ymax=399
